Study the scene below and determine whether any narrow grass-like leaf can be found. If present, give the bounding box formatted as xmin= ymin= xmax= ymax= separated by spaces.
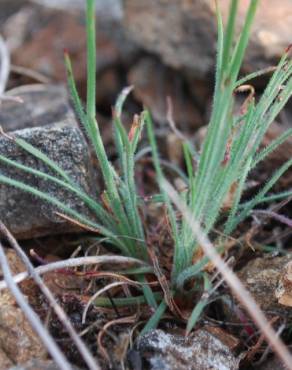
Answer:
xmin=224 ymin=157 xmax=252 ymax=235
xmin=140 ymin=300 xmax=167 ymax=336
xmin=252 ymin=128 xmax=292 ymax=168
xmin=229 ymin=158 xmax=292 ymax=232
xmin=86 ymin=0 xmax=96 ymax=122
xmin=221 ymin=0 xmax=238 ymax=73
xmin=186 ymin=274 xmax=211 ymax=335
xmin=176 ymin=255 xmax=209 ymax=290
xmin=64 ymin=52 xmax=88 ymax=130
xmin=235 ymin=66 xmax=277 ymax=88
xmin=94 ymin=292 xmax=163 ymax=308
xmin=228 ymin=0 xmax=259 ymax=83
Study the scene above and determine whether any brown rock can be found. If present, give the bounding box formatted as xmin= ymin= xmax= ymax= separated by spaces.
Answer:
xmin=128 ymin=58 xmax=203 ymax=131
xmin=124 ymin=0 xmax=216 ymax=77
xmin=0 ymin=291 xmax=47 ymax=367
xmin=275 ymin=260 xmax=292 ymax=307
xmin=218 ymin=0 xmax=292 ymax=69
xmin=124 ymin=0 xmax=292 ymax=77
xmin=3 ymin=2 xmax=136 ymax=85
xmin=238 ymin=254 xmax=292 ymax=315
xmin=0 ymin=250 xmax=47 ymax=368
xmin=4 ymin=6 xmax=86 ymax=83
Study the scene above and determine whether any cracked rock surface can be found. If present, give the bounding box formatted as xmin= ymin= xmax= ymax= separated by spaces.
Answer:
xmin=0 ymin=124 xmax=95 ymax=239
xmin=135 ymin=329 xmax=239 ymax=370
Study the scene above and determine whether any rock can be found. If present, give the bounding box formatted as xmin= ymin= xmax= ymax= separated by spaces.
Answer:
xmin=124 ymin=0 xmax=292 ymax=77
xmin=0 ymin=250 xmax=87 ymax=370
xmin=8 ymin=359 xmax=81 ymax=370
xmin=135 ymin=329 xmax=239 ymax=370
xmin=8 ymin=360 xmax=59 ymax=370
xmin=2 ymin=1 xmax=137 ymax=119
xmin=0 ymin=124 xmax=95 ymax=239
xmin=257 ymin=356 xmax=286 ymax=370
xmin=0 ymin=249 xmax=26 ymax=276
xmin=3 ymin=2 xmax=136 ymax=85
xmin=0 ymin=84 xmax=75 ymax=132
xmin=31 ymin=0 xmax=123 ymax=21
xmin=275 ymin=260 xmax=292 ymax=307
xmin=0 ymin=351 xmax=13 ymax=369
xmin=218 ymin=0 xmax=292 ymax=69
xmin=0 ymin=250 xmax=47 ymax=368
xmin=3 ymin=5 xmax=87 ymax=83
xmin=238 ymin=254 xmax=292 ymax=316
xmin=128 ymin=58 xmax=203 ymax=131
xmin=0 ymin=0 xmax=28 ymax=25
xmin=124 ymin=0 xmax=216 ymax=78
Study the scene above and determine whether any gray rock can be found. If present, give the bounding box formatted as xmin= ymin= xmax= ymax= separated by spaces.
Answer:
xmin=0 ymin=84 xmax=76 ymax=132
xmin=0 ymin=124 xmax=95 ymax=239
xmin=136 ymin=329 xmax=239 ymax=370
xmin=31 ymin=0 xmax=123 ymax=20
xmin=257 ymin=356 xmax=287 ymax=370
xmin=9 ymin=359 xmax=81 ymax=370
xmin=0 ymin=0 xmax=28 ymax=25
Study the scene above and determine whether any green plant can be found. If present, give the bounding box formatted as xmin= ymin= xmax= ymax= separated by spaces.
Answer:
xmin=0 ymin=0 xmax=157 ymax=308
xmin=0 ymin=0 xmax=291 ymax=335
xmin=146 ymin=0 xmax=292 ymax=331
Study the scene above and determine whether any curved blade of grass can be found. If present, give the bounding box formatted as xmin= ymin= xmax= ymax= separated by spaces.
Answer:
xmin=253 ymin=190 xmax=292 ymax=205
xmin=115 ymin=85 xmax=134 ymax=118
xmin=176 ymin=255 xmax=209 ymax=290
xmin=186 ymin=274 xmax=211 ymax=335
xmin=235 ymin=66 xmax=277 ymax=88
xmin=224 ymin=157 xmax=252 ymax=235
xmin=252 ymin=128 xmax=292 ymax=168
xmin=229 ymin=158 xmax=292 ymax=232
xmin=64 ymin=52 xmax=88 ymax=130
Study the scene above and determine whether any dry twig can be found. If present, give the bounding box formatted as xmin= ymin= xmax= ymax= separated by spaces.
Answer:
xmin=97 ymin=314 xmax=137 ymax=363
xmin=0 ymin=221 xmax=101 ymax=370
xmin=0 ymin=34 xmax=9 ymax=94
xmin=0 ymin=254 xmax=148 ymax=290
xmin=0 ymin=241 xmax=72 ymax=370
xmin=82 ymin=280 xmax=142 ymax=324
